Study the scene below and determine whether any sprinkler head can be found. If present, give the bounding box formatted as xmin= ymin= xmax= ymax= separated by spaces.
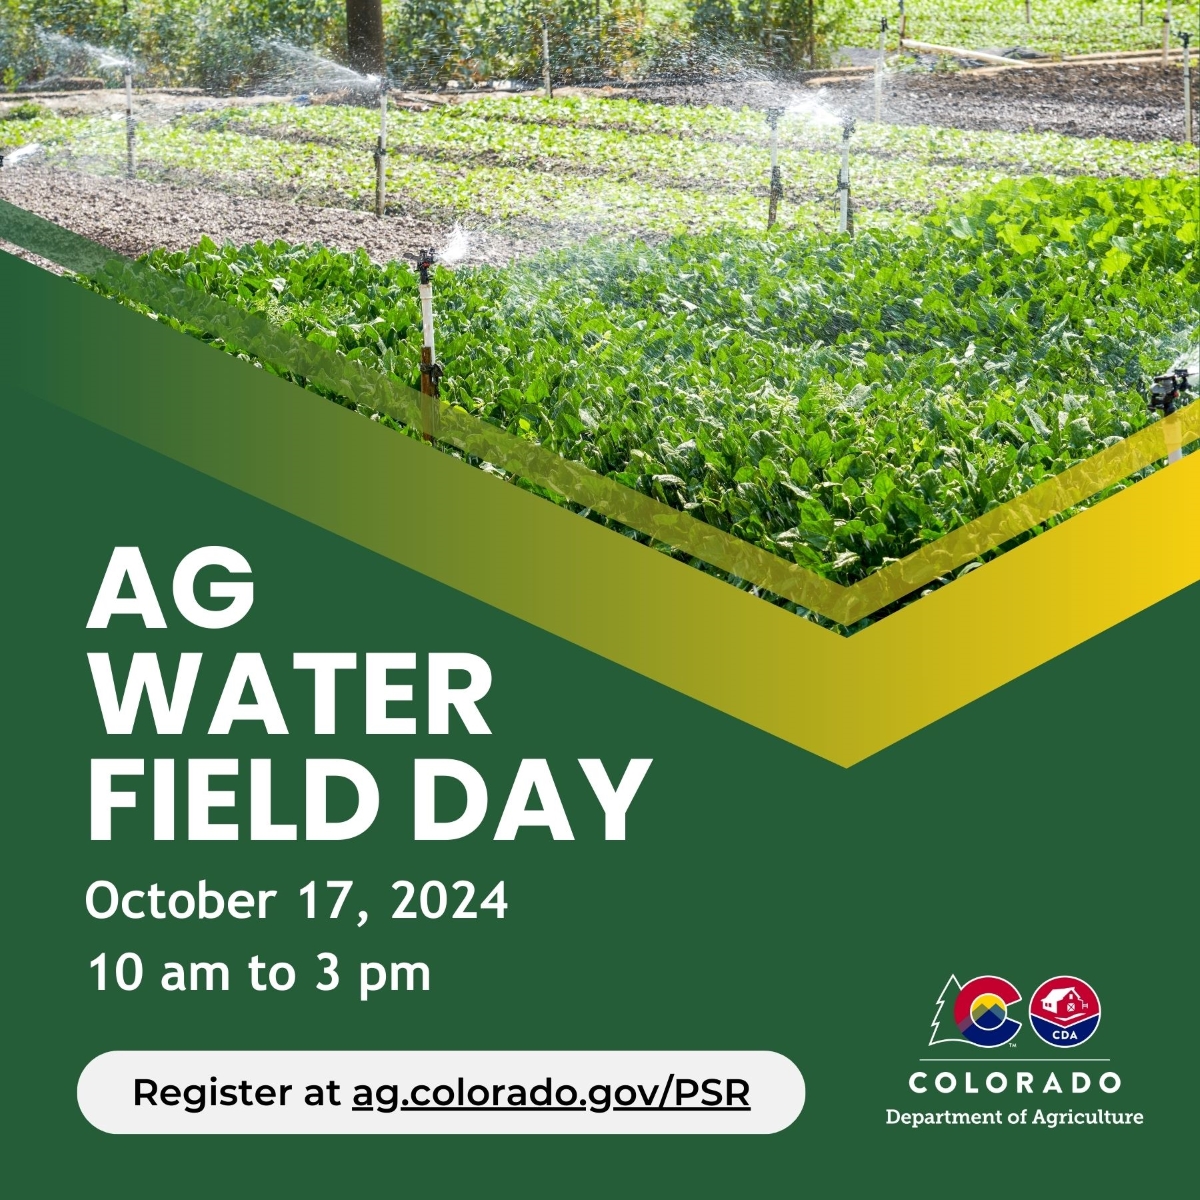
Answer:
xmin=880 ymin=16 xmax=888 ymax=32
xmin=416 ymin=248 xmax=436 ymax=285
xmin=842 ymin=116 xmax=856 ymax=139
xmin=1180 ymin=30 xmax=1191 ymax=48
xmin=1148 ymin=369 xmax=1190 ymax=415
xmin=766 ymin=106 xmax=784 ymax=129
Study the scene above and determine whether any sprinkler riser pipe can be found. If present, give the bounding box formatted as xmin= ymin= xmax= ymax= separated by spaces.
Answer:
xmin=419 ymin=282 xmax=435 ymax=359
xmin=838 ymin=141 xmax=851 ymax=234
xmin=837 ymin=118 xmax=855 ymax=236
xmin=419 ymin=347 xmax=437 ymax=442
xmin=1185 ymin=50 xmax=1193 ymax=144
xmin=374 ymin=89 xmax=388 ymax=218
xmin=876 ymin=17 xmax=887 ymax=122
xmin=418 ymin=280 xmax=437 ymax=443
xmin=765 ymin=108 xmax=783 ymax=229
xmin=124 ymin=68 xmax=135 ymax=177
xmin=1163 ymin=6 xmax=1171 ymax=67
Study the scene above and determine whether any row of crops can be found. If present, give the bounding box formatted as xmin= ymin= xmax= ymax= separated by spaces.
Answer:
xmin=93 ymin=170 xmax=1198 ymax=611
xmin=841 ymin=0 xmax=1200 ymax=55
xmin=6 ymin=96 xmax=1195 ymax=237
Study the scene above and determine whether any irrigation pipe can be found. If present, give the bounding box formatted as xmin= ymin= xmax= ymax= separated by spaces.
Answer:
xmin=964 ymin=49 xmax=1198 ymax=78
xmin=1064 ymin=46 xmax=1188 ymax=60
xmin=898 ymin=39 xmax=1032 ymax=66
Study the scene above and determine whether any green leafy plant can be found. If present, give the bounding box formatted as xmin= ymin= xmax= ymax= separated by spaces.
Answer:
xmin=2 ymin=100 xmax=48 ymax=120
xmin=91 ymin=172 xmax=1197 ymax=594
xmin=24 ymin=98 xmax=1193 ymax=238
xmin=845 ymin=0 xmax=1200 ymax=56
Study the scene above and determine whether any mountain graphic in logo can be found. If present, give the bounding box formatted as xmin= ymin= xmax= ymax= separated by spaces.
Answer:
xmin=930 ymin=974 xmax=1022 ymax=1048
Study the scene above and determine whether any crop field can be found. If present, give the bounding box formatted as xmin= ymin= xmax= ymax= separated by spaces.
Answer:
xmin=5 ymin=96 xmax=1194 ymax=238
xmin=83 ymin=169 xmax=1197 ymax=613
xmin=842 ymin=0 xmax=1200 ymax=56
xmin=3 ymin=28 xmax=1196 ymax=625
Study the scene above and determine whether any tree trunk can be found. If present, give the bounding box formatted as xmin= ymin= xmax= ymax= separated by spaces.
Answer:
xmin=346 ymin=0 xmax=385 ymax=75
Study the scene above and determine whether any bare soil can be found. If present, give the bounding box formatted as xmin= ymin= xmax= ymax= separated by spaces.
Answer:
xmin=0 ymin=165 xmax=538 ymax=267
xmin=623 ymin=59 xmax=1200 ymax=145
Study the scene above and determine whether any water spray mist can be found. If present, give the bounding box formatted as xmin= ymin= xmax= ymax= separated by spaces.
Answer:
xmin=415 ymin=248 xmax=441 ymax=442
xmin=837 ymin=117 xmax=855 ymax=235
xmin=374 ymin=79 xmax=388 ymax=219
xmin=766 ymin=107 xmax=784 ymax=229
xmin=124 ymin=66 xmax=135 ymax=178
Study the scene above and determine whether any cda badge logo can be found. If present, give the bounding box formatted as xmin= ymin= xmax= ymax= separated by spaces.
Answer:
xmin=1030 ymin=976 xmax=1101 ymax=1046
xmin=930 ymin=975 xmax=1022 ymax=1047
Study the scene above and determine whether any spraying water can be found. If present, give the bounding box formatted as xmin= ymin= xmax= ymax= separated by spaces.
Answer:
xmin=784 ymin=91 xmax=842 ymax=128
xmin=3 ymin=143 xmax=43 ymax=166
xmin=37 ymin=30 xmax=135 ymax=73
xmin=258 ymin=40 xmax=379 ymax=95
xmin=438 ymin=224 xmax=474 ymax=267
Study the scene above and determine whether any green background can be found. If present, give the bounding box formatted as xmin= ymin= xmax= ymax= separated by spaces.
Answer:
xmin=4 ymin=300 xmax=1196 ymax=1196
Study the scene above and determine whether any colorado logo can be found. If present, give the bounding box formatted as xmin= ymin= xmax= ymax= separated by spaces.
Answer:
xmin=1029 ymin=976 xmax=1101 ymax=1047
xmin=952 ymin=976 xmax=1022 ymax=1047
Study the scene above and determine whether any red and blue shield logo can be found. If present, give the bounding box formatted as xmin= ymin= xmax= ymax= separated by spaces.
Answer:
xmin=1029 ymin=976 xmax=1101 ymax=1047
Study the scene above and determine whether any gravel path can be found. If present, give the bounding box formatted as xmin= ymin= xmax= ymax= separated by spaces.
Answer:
xmin=0 ymin=164 xmax=536 ymax=268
